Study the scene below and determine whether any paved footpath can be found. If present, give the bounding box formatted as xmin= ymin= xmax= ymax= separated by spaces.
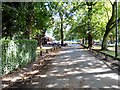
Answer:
xmin=15 ymin=45 xmax=120 ymax=89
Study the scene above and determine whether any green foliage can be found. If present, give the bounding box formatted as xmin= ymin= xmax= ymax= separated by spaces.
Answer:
xmin=1 ymin=39 xmax=37 ymax=75
xmin=65 ymin=1 xmax=112 ymax=41
xmin=101 ymin=1 xmax=120 ymax=50
xmin=53 ymin=28 xmax=60 ymax=41
xmin=65 ymin=2 xmax=88 ymax=40
xmin=2 ymin=2 xmax=53 ymax=40
xmin=90 ymin=1 xmax=111 ymax=40
xmin=2 ymin=3 xmax=28 ymax=39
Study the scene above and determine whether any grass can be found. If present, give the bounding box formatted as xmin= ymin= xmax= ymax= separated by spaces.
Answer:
xmin=100 ymin=50 xmax=115 ymax=57
xmin=92 ymin=45 xmax=101 ymax=50
xmin=83 ymin=44 xmax=120 ymax=59
xmin=100 ymin=50 xmax=120 ymax=58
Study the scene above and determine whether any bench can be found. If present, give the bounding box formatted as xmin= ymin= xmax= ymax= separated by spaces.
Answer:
xmin=37 ymin=45 xmax=60 ymax=56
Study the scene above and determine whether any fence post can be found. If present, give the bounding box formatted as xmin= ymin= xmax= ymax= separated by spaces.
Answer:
xmin=46 ymin=49 xmax=48 ymax=53
xmin=40 ymin=48 xmax=42 ymax=56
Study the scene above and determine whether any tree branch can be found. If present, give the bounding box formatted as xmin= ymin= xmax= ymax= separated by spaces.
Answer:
xmin=106 ymin=2 xmax=116 ymax=29
xmin=109 ymin=18 xmax=120 ymax=31
xmin=109 ymin=0 xmax=113 ymax=5
xmin=93 ymin=1 xmax=98 ymax=6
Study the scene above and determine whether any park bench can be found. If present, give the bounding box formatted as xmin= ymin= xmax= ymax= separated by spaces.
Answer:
xmin=37 ymin=45 xmax=61 ymax=56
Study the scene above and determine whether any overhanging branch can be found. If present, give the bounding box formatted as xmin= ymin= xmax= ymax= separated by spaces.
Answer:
xmin=109 ymin=18 xmax=120 ymax=31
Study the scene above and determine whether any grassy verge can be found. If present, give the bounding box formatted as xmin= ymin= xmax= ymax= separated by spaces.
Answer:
xmin=100 ymin=50 xmax=120 ymax=58
xmin=82 ymin=44 xmax=120 ymax=59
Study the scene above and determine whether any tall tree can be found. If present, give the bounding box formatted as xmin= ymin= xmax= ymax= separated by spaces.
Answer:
xmin=86 ymin=2 xmax=98 ymax=49
xmin=51 ymin=2 xmax=72 ymax=46
xmin=26 ymin=2 xmax=34 ymax=39
xmin=101 ymin=1 xmax=120 ymax=50
xmin=2 ymin=2 xmax=22 ymax=39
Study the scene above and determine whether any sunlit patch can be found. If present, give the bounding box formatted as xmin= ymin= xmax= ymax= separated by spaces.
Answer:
xmin=35 ymin=75 xmax=41 ymax=77
xmin=72 ymin=60 xmax=82 ymax=63
xmin=23 ymin=76 xmax=30 ymax=80
xmin=2 ymin=84 xmax=9 ymax=88
xmin=49 ymin=73 xmax=65 ymax=77
xmin=51 ymin=70 xmax=58 ymax=73
xmin=32 ymin=82 xmax=39 ymax=85
xmin=111 ymin=85 xmax=120 ymax=88
xmin=104 ymin=86 xmax=110 ymax=88
xmin=52 ymin=62 xmax=58 ymax=65
xmin=75 ymin=49 xmax=81 ymax=51
xmin=42 ymin=47 xmax=53 ymax=49
xmin=66 ymin=71 xmax=81 ymax=75
xmin=33 ymin=64 xmax=39 ymax=66
xmin=59 ymin=50 xmax=74 ymax=54
xmin=64 ymin=83 xmax=70 ymax=88
xmin=76 ymin=76 xmax=83 ymax=80
xmin=68 ymin=62 xmax=75 ymax=65
xmin=61 ymin=55 xmax=70 ymax=58
xmin=101 ymin=65 xmax=107 ymax=68
xmin=27 ymin=70 xmax=39 ymax=75
xmin=75 ymin=67 xmax=80 ymax=70
xmin=81 ymin=55 xmax=87 ymax=57
xmin=75 ymin=59 xmax=87 ymax=62
xmin=81 ymin=68 xmax=111 ymax=73
xmin=82 ymin=85 xmax=90 ymax=88
xmin=84 ymin=67 xmax=89 ymax=69
xmin=95 ymin=73 xmax=119 ymax=80
xmin=65 ymin=58 xmax=70 ymax=60
xmin=2 ymin=77 xmax=11 ymax=81
xmin=88 ymin=63 xmax=93 ymax=65
xmin=60 ymin=62 xmax=68 ymax=65
xmin=64 ymin=68 xmax=72 ymax=72
xmin=11 ymin=76 xmax=22 ymax=82
xmin=39 ymin=75 xmax=47 ymax=78
xmin=46 ymin=83 xmax=57 ymax=88
xmin=96 ymin=78 xmax=100 ymax=80
xmin=22 ymin=68 xmax=28 ymax=71
xmin=86 ymin=58 xmax=94 ymax=60
xmin=2 ymin=74 xmax=25 ymax=83
xmin=19 ymin=73 xmax=24 ymax=77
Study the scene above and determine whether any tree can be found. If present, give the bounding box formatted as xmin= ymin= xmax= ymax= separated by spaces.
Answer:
xmin=33 ymin=2 xmax=53 ymax=43
xmin=2 ymin=2 xmax=23 ymax=39
xmin=2 ymin=2 xmax=53 ymax=41
xmin=101 ymin=1 xmax=120 ymax=50
xmin=2 ymin=2 xmax=34 ymax=39
xmin=51 ymin=2 xmax=74 ymax=46
xmin=26 ymin=2 xmax=34 ymax=39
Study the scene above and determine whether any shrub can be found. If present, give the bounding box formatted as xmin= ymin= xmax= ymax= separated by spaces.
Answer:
xmin=1 ymin=39 xmax=37 ymax=76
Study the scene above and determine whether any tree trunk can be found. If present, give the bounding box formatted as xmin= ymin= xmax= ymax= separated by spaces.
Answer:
xmin=28 ymin=16 xmax=33 ymax=39
xmin=88 ymin=34 xmax=92 ymax=48
xmin=26 ymin=2 xmax=34 ymax=39
xmin=39 ymin=39 xmax=42 ymax=56
xmin=60 ymin=13 xmax=64 ymax=46
xmin=101 ymin=32 xmax=108 ymax=50
xmin=101 ymin=2 xmax=116 ymax=50
xmin=82 ymin=38 xmax=85 ymax=44
xmin=87 ymin=4 xmax=92 ymax=49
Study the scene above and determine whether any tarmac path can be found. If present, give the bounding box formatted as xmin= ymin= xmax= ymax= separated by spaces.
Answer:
xmin=12 ymin=44 xmax=120 ymax=89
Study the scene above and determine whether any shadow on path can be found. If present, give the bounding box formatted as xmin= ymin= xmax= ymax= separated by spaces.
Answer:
xmin=2 ymin=45 xmax=120 ymax=89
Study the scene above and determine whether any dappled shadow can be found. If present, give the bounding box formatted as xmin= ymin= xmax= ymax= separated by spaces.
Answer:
xmin=2 ymin=46 xmax=120 ymax=89
xmin=2 ymin=51 xmax=57 ymax=89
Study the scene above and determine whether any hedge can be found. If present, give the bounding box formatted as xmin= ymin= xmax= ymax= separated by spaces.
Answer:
xmin=0 ymin=39 xmax=37 ymax=76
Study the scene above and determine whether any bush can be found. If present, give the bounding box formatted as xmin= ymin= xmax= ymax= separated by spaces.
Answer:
xmin=1 ymin=39 xmax=37 ymax=76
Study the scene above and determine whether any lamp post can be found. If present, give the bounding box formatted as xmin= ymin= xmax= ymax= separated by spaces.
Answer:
xmin=115 ymin=0 xmax=118 ymax=58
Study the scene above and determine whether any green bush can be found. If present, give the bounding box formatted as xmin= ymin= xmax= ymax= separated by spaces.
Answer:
xmin=1 ymin=39 xmax=37 ymax=76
